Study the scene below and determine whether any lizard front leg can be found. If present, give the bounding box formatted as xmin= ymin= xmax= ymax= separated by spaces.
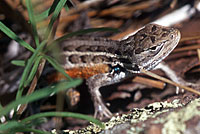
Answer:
xmin=86 ymin=73 xmax=113 ymax=118
xmin=86 ymin=64 xmax=130 ymax=119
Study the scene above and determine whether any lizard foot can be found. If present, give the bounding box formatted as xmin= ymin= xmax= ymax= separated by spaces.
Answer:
xmin=87 ymin=74 xmax=114 ymax=119
xmin=94 ymin=101 xmax=112 ymax=119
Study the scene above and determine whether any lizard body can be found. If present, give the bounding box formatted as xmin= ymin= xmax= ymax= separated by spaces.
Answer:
xmin=48 ymin=24 xmax=181 ymax=118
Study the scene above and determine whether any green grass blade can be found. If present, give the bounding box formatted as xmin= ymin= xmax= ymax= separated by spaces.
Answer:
xmin=0 ymin=21 xmax=35 ymax=52
xmin=24 ymin=56 xmax=42 ymax=87
xmin=56 ymin=27 xmax=119 ymax=42
xmin=25 ymin=0 xmax=40 ymax=47
xmin=0 ymin=121 xmax=50 ymax=134
xmin=17 ymin=40 xmax=47 ymax=99
xmin=0 ymin=121 xmax=24 ymax=131
xmin=0 ymin=79 xmax=82 ymax=117
xmin=44 ymin=55 xmax=73 ymax=81
xmin=17 ymin=58 xmax=34 ymax=97
xmin=64 ymin=3 xmax=69 ymax=11
xmin=35 ymin=0 xmax=68 ymax=22
xmin=21 ymin=112 xmax=104 ymax=129
xmin=35 ymin=8 xmax=51 ymax=22
xmin=11 ymin=60 xmax=25 ymax=67
xmin=44 ymin=0 xmax=67 ymax=39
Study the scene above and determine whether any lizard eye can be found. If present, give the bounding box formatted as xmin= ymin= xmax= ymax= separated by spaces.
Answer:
xmin=149 ymin=46 xmax=157 ymax=50
xmin=148 ymin=44 xmax=163 ymax=54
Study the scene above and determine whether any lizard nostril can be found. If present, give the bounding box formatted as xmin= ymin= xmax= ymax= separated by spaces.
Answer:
xmin=170 ymin=34 xmax=174 ymax=39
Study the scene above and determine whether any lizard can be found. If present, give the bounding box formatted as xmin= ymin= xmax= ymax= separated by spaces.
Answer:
xmin=47 ymin=24 xmax=181 ymax=118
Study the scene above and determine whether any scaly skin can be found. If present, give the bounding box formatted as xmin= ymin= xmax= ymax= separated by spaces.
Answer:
xmin=49 ymin=24 xmax=181 ymax=119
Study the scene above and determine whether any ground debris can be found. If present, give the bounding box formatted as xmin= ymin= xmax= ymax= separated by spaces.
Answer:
xmin=52 ymin=98 xmax=200 ymax=134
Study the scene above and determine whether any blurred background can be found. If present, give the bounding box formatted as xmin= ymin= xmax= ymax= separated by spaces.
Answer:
xmin=0 ymin=0 xmax=200 ymax=133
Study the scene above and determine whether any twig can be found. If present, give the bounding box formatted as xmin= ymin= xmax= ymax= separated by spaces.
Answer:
xmin=141 ymin=68 xmax=200 ymax=96
xmin=132 ymin=76 xmax=165 ymax=90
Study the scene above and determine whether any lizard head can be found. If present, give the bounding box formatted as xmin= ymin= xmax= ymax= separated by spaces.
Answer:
xmin=124 ymin=24 xmax=181 ymax=72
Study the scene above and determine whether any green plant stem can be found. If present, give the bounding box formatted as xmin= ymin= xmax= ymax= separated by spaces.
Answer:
xmin=16 ymin=40 xmax=47 ymax=99
xmin=21 ymin=112 xmax=104 ymax=129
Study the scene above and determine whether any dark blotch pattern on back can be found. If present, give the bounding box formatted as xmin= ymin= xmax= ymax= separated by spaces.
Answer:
xmin=69 ymin=55 xmax=81 ymax=63
xmin=63 ymin=46 xmax=75 ymax=51
xmin=81 ymin=55 xmax=93 ymax=63
xmin=76 ymin=45 xmax=89 ymax=51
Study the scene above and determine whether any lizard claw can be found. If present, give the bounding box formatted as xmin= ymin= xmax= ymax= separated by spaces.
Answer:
xmin=94 ymin=101 xmax=112 ymax=119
